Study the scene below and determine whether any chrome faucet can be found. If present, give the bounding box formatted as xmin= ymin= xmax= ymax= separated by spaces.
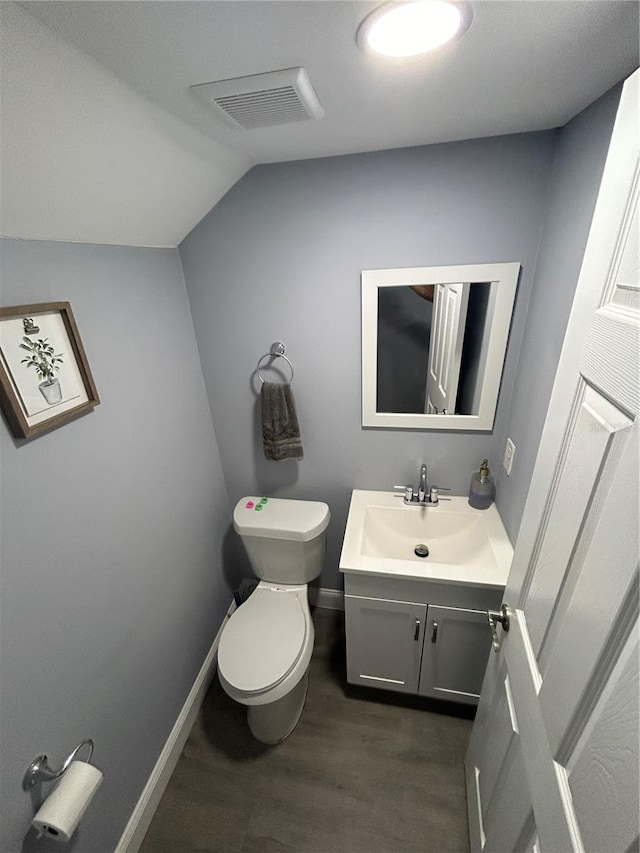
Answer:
xmin=418 ymin=464 xmax=428 ymax=502
xmin=394 ymin=463 xmax=449 ymax=506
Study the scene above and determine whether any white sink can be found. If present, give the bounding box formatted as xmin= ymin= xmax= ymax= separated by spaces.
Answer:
xmin=340 ymin=489 xmax=513 ymax=587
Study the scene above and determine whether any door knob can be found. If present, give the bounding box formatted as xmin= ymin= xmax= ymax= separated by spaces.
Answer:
xmin=487 ymin=604 xmax=510 ymax=652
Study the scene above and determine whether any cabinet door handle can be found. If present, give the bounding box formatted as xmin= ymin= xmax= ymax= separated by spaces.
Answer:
xmin=414 ymin=619 xmax=421 ymax=641
xmin=431 ymin=621 xmax=438 ymax=643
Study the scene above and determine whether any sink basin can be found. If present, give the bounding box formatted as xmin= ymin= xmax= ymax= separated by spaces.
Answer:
xmin=340 ymin=490 xmax=513 ymax=587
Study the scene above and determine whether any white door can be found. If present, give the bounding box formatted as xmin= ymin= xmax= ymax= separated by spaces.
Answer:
xmin=425 ymin=282 xmax=470 ymax=413
xmin=466 ymin=71 xmax=639 ymax=853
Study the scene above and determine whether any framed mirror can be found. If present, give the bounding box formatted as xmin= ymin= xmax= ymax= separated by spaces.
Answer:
xmin=362 ymin=262 xmax=520 ymax=430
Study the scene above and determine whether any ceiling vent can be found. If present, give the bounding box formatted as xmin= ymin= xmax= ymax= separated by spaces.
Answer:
xmin=191 ymin=67 xmax=324 ymax=130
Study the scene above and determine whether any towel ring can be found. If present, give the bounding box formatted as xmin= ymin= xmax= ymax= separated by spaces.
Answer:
xmin=257 ymin=342 xmax=294 ymax=385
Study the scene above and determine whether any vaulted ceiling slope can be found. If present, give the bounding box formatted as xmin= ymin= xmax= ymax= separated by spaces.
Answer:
xmin=0 ymin=3 xmax=249 ymax=248
xmin=1 ymin=1 xmax=638 ymax=248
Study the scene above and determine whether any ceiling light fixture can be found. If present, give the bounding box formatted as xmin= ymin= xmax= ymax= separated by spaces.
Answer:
xmin=357 ymin=1 xmax=472 ymax=58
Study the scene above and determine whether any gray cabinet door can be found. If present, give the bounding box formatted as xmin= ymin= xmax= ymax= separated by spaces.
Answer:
xmin=345 ymin=595 xmax=427 ymax=694
xmin=418 ymin=605 xmax=491 ymax=705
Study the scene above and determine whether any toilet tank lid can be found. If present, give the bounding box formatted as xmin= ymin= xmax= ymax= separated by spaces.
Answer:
xmin=233 ymin=496 xmax=330 ymax=541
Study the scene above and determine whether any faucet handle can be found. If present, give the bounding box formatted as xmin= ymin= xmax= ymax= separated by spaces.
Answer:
xmin=393 ymin=485 xmax=414 ymax=502
xmin=430 ymin=486 xmax=452 ymax=503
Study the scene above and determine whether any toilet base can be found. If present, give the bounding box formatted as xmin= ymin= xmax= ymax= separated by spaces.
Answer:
xmin=247 ymin=670 xmax=309 ymax=744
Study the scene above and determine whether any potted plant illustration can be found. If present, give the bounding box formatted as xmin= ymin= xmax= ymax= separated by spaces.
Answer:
xmin=19 ymin=336 xmax=64 ymax=405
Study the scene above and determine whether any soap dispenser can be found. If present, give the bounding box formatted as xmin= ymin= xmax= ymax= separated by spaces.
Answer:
xmin=468 ymin=459 xmax=495 ymax=510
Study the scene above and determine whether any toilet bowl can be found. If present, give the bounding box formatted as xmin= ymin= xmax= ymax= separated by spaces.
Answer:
xmin=218 ymin=582 xmax=314 ymax=742
xmin=217 ymin=496 xmax=330 ymax=743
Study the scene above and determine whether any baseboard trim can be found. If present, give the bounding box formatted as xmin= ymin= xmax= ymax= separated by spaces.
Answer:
xmin=114 ymin=601 xmax=236 ymax=853
xmin=309 ymin=587 xmax=344 ymax=611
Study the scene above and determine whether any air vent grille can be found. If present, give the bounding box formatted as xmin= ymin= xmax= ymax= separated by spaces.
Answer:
xmin=191 ymin=68 xmax=324 ymax=130
xmin=216 ymin=86 xmax=310 ymax=128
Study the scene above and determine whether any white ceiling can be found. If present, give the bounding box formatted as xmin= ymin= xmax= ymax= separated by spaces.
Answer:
xmin=1 ymin=1 xmax=638 ymax=248
xmin=22 ymin=1 xmax=639 ymax=162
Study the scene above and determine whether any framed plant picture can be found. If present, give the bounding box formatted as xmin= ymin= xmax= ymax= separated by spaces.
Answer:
xmin=0 ymin=302 xmax=100 ymax=439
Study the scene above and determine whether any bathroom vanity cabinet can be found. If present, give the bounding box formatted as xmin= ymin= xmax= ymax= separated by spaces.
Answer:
xmin=343 ymin=573 xmax=503 ymax=706
xmin=339 ymin=489 xmax=513 ymax=707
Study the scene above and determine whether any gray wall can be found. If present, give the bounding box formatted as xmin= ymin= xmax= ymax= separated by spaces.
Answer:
xmin=495 ymin=84 xmax=622 ymax=537
xmin=0 ymin=240 xmax=232 ymax=852
xmin=179 ymin=132 xmax=558 ymax=589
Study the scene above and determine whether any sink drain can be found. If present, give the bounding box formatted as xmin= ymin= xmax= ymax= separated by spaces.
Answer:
xmin=414 ymin=544 xmax=429 ymax=558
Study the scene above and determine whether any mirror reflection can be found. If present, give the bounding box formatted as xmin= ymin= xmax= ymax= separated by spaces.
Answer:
xmin=376 ymin=283 xmax=491 ymax=416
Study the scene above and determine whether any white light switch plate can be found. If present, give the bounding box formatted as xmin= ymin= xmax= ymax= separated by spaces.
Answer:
xmin=503 ymin=438 xmax=515 ymax=476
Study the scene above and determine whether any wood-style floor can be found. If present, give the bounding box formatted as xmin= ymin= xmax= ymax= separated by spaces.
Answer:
xmin=140 ymin=607 xmax=474 ymax=853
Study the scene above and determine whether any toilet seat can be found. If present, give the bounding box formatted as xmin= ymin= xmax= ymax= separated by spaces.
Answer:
xmin=218 ymin=586 xmax=307 ymax=695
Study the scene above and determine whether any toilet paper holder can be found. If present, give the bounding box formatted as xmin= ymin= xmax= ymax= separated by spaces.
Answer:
xmin=22 ymin=739 xmax=94 ymax=791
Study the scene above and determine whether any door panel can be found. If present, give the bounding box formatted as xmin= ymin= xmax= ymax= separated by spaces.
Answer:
xmin=504 ymin=613 xmax=582 ymax=852
xmin=567 ymin=630 xmax=639 ymax=853
xmin=482 ymin=741 xmax=532 ymax=853
xmin=538 ymin=422 xmax=638 ymax=754
xmin=479 ymin=670 xmax=518 ymax=817
xmin=522 ymin=384 xmax=632 ymax=656
xmin=536 ymin=391 xmax=635 ymax=673
xmin=467 ymin=659 xmax=532 ymax=853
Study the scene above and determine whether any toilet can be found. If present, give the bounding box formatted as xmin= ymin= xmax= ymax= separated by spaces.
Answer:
xmin=218 ymin=496 xmax=331 ymax=744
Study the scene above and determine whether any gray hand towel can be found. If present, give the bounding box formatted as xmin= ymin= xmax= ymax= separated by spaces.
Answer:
xmin=261 ymin=382 xmax=303 ymax=461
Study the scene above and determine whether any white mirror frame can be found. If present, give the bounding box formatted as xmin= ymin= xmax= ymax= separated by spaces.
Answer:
xmin=362 ymin=262 xmax=520 ymax=430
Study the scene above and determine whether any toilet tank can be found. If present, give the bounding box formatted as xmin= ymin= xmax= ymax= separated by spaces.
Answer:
xmin=233 ymin=497 xmax=330 ymax=584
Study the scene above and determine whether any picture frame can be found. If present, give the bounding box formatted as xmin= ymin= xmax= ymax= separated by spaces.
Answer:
xmin=0 ymin=302 xmax=100 ymax=439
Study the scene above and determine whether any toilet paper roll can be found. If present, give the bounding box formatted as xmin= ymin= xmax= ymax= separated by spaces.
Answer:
xmin=32 ymin=761 xmax=103 ymax=843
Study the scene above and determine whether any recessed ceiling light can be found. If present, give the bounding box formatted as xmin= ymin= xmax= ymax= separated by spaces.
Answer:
xmin=357 ymin=1 xmax=472 ymax=58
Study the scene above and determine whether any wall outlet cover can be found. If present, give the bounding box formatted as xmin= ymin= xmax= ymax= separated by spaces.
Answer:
xmin=503 ymin=438 xmax=515 ymax=476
